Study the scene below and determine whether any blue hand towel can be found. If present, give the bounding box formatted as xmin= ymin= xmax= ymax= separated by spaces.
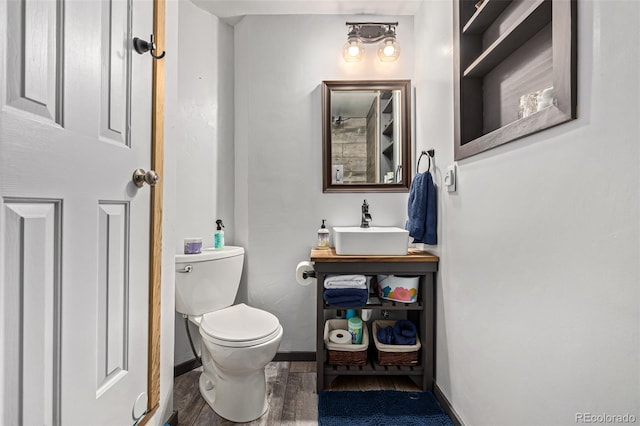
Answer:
xmin=406 ymin=171 xmax=437 ymax=245
xmin=393 ymin=320 xmax=417 ymax=345
xmin=323 ymin=288 xmax=368 ymax=307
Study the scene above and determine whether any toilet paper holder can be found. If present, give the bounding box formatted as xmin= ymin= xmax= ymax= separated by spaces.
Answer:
xmin=302 ymin=270 xmax=316 ymax=279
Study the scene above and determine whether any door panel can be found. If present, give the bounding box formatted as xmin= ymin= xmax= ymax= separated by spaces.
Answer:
xmin=100 ymin=0 xmax=131 ymax=145
xmin=1 ymin=0 xmax=153 ymax=424
xmin=3 ymin=199 xmax=62 ymax=426
xmin=5 ymin=0 xmax=62 ymax=122
xmin=96 ymin=202 xmax=129 ymax=397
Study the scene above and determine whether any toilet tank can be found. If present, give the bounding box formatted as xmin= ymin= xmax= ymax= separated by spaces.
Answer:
xmin=175 ymin=246 xmax=245 ymax=316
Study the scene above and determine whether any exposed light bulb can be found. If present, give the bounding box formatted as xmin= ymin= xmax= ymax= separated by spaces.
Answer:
xmin=383 ymin=44 xmax=396 ymax=57
xmin=377 ymin=37 xmax=401 ymax=62
xmin=343 ymin=37 xmax=364 ymax=62
xmin=348 ymin=45 xmax=361 ymax=57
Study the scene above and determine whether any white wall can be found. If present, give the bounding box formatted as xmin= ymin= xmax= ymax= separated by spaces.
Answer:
xmin=415 ymin=1 xmax=640 ymax=425
xmin=174 ymin=1 xmax=235 ymax=252
xmin=234 ymin=15 xmax=415 ymax=352
xmin=172 ymin=0 xmax=235 ymax=365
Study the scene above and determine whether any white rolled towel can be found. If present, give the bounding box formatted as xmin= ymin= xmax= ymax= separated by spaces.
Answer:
xmin=324 ymin=274 xmax=367 ymax=289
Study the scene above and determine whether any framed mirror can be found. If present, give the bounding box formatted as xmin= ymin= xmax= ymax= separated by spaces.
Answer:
xmin=322 ymin=80 xmax=412 ymax=193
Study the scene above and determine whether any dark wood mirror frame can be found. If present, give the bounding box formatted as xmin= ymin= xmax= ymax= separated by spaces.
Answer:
xmin=322 ymin=80 xmax=412 ymax=193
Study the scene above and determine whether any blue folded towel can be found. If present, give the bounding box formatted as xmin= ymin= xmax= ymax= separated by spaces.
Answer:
xmin=323 ymin=288 xmax=368 ymax=307
xmin=376 ymin=321 xmax=417 ymax=345
xmin=393 ymin=320 xmax=417 ymax=345
xmin=377 ymin=325 xmax=395 ymax=344
xmin=406 ymin=171 xmax=437 ymax=245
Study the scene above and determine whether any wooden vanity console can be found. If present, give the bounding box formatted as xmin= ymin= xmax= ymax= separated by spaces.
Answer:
xmin=311 ymin=248 xmax=439 ymax=392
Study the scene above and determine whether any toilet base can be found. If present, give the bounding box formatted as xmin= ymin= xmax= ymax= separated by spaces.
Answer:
xmin=198 ymin=369 xmax=269 ymax=423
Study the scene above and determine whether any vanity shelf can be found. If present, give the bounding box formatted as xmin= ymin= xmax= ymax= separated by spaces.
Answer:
xmin=311 ymin=248 xmax=439 ymax=391
xmin=324 ymin=299 xmax=423 ymax=311
xmin=325 ymin=362 xmax=424 ymax=377
xmin=454 ymin=0 xmax=576 ymax=159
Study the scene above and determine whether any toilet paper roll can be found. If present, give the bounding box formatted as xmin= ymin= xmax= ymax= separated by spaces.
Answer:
xmin=295 ymin=261 xmax=316 ymax=286
xmin=329 ymin=329 xmax=352 ymax=345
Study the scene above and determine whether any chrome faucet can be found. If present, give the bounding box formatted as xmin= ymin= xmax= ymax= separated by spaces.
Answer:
xmin=361 ymin=199 xmax=372 ymax=228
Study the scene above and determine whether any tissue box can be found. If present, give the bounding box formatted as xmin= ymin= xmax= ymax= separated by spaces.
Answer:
xmin=377 ymin=275 xmax=419 ymax=303
xmin=324 ymin=319 xmax=369 ymax=366
xmin=372 ymin=320 xmax=421 ymax=366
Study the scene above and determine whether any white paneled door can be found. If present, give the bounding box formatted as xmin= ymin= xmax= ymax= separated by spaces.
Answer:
xmin=0 ymin=0 xmax=154 ymax=424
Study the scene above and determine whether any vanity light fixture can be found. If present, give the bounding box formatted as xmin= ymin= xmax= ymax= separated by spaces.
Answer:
xmin=342 ymin=22 xmax=400 ymax=63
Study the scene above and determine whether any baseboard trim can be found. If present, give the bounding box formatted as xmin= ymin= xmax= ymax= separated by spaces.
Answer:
xmin=165 ymin=410 xmax=178 ymax=426
xmin=273 ymin=352 xmax=316 ymax=362
xmin=434 ymin=382 xmax=465 ymax=426
xmin=174 ymin=358 xmax=201 ymax=377
xmin=174 ymin=352 xmax=314 ymax=377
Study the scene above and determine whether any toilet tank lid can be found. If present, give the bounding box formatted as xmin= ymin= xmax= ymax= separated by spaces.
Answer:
xmin=176 ymin=246 xmax=244 ymax=263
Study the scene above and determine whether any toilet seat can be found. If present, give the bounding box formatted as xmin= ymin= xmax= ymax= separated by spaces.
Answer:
xmin=200 ymin=303 xmax=281 ymax=348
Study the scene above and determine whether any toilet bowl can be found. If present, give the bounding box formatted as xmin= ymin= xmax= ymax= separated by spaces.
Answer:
xmin=175 ymin=247 xmax=283 ymax=422
xmin=196 ymin=304 xmax=283 ymax=422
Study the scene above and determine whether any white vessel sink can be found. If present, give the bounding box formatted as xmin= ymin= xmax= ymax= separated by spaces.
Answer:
xmin=333 ymin=226 xmax=409 ymax=255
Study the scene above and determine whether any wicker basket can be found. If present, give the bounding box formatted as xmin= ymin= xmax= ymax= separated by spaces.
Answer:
xmin=372 ymin=320 xmax=421 ymax=366
xmin=324 ymin=319 xmax=369 ymax=366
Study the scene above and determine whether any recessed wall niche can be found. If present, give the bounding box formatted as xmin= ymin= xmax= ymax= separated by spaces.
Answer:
xmin=453 ymin=0 xmax=577 ymax=160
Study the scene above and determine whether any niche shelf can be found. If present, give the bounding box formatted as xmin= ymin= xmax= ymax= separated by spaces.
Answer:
xmin=464 ymin=0 xmax=551 ymax=78
xmin=454 ymin=0 xmax=576 ymax=160
xmin=463 ymin=0 xmax=513 ymax=34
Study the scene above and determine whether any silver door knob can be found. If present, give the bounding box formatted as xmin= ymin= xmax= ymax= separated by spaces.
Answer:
xmin=132 ymin=168 xmax=159 ymax=187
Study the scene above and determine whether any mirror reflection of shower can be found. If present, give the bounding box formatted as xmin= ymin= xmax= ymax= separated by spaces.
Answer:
xmin=331 ymin=115 xmax=352 ymax=127
xmin=330 ymin=90 xmax=402 ymax=184
xmin=322 ymin=80 xmax=411 ymax=192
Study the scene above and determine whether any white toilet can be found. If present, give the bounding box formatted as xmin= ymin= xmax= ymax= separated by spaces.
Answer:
xmin=175 ymin=246 xmax=283 ymax=423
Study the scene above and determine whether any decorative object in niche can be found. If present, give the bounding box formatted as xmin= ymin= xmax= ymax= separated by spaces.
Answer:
xmin=454 ymin=0 xmax=576 ymax=160
xmin=322 ymin=80 xmax=412 ymax=193
xmin=537 ymin=87 xmax=554 ymax=111
xmin=518 ymin=91 xmax=538 ymax=119
xmin=518 ymin=86 xmax=555 ymax=118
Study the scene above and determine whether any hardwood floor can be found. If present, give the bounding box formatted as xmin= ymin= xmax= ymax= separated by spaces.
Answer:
xmin=173 ymin=361 xmax=420 ymax=425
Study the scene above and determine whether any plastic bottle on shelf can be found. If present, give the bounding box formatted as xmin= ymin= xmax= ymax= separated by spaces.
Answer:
xmin=348 ymin=317 xmax=363 ymax=344
xmin=214 ymin=219 xmax=225 ymax=250
xmin=317 ymin=219 xmax=330 ymax=249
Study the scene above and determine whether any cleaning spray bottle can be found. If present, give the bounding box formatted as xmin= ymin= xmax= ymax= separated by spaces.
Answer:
xmin=317 ymin=219 xmax=330 ymax=249
xmin=214 ymin=219 xmax=225 ymax=250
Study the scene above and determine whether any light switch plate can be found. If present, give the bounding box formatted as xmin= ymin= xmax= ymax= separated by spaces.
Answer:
xmin=445 ymin=164 xmax=457 ymax=192
xmin=332 ymin=165 xmax=344 ymax=184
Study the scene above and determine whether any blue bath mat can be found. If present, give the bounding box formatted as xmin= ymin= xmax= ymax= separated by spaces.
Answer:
xmin=318 ymin=390 xmax=453 ymax=426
